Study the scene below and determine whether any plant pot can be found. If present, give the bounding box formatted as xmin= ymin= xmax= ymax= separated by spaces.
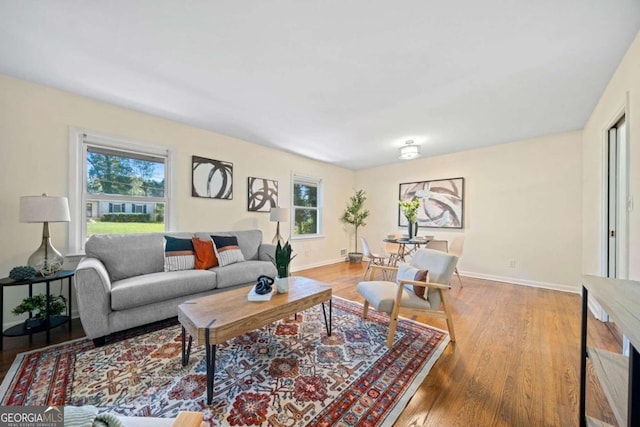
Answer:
xmin=24 ymin=317 xmax=44 ymax=332
xmin=348 ymin=252 xmax=363 ymax=263
xmin=275 ymin=276 xmax=289 ymax=293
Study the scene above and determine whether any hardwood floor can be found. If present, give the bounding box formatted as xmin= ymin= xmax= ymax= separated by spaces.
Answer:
xmin=0 ymin=262 xmax=619 ymax=426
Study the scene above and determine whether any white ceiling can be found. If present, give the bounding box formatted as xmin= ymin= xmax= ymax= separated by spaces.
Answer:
xmin=1 ymin=1 xmax=639 ymax=170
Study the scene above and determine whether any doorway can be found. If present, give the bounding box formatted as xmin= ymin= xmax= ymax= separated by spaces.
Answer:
xmin=606 ymin=114 xmax=628 ymax=280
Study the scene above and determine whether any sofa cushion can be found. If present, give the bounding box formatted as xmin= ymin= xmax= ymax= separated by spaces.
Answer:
xmin=111 ymin=270 xmax=217 ymax=311
xmin=195 ymin=229 xmax=263 ymax=261
xmin=164 ymin=236 xmax=195 ymax=272
xmin=85 ymin=233 xmax=165 ymax=282
xmin=211 ymin=260 xmax=277 ymax=289
xmin=211 ymin=235 xmax=245 ymax=267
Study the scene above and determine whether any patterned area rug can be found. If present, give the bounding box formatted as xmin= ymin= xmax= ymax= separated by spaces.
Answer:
xmin=0 ymin=297 xmax=449 ymax=426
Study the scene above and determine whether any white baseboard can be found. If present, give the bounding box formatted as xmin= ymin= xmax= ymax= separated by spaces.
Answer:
xmin=587 ymin=297 xmax=609 ymax=322
xmin=292 ymin=260 xmax=580 ymax=294
xmin=291 ymin=257 xmax=347 ymax=272
xmin=455 ymin=270 xmax=580 ymax=294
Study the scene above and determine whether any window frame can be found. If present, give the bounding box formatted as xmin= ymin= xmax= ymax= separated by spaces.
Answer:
xmin=291 ymin=173 xmax=323 ymax=239
xmin=69 ymin=128 xmax=175 ymax=253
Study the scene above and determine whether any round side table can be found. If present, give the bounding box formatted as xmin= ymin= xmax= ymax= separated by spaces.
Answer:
xmin=0 ymin=269 xmax=74 ymax=351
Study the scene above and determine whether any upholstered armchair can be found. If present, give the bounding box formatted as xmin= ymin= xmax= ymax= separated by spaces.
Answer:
xmin=356 ymin=248 xmax=458 ymax=347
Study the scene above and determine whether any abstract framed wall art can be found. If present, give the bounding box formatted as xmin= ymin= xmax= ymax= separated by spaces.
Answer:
xmin=192 ymin=156 xmax=233 ymax=199
xmin=247 ymin=177 xmax=278 ymax=212
xmin=398 ymin=177 xmax=464 ymax=228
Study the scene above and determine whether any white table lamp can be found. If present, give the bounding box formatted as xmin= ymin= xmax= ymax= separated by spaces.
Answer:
xmin=20 ymin=193 xmax=70 ymax=276
xmin=270 ymin=207 xmax=289 ymax=245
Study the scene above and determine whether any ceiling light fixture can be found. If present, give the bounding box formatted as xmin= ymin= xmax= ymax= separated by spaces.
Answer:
xmin=398 ymin=140 xmax=421 ymax=160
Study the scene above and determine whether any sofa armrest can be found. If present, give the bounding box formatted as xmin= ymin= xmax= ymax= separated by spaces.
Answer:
xmin=74 ymin=257 xmax=113 ymax=339
xmin=259 ymin=243 xmax=276 ymax=262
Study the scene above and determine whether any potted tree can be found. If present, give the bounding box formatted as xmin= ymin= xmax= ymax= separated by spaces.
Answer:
xmin=12 ymin=293 xmax=66 ymax=331
xmin=340 ymin=189 xmax=370 ymax=263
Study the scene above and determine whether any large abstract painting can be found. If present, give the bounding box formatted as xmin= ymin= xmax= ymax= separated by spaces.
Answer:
xmin=398 ymin=177 xmax=464 ymax=228
xmin=192 ymin=156 xmax=233 ymax=199
xmin=247 ymin=177 xmax=278 ymax=212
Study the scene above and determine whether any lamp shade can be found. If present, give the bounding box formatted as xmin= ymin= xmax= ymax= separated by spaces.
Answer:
xmin=270 ymin=207 xmax=289 ymax=222
xmin=20 ymin=194 xmax=71 ymax=223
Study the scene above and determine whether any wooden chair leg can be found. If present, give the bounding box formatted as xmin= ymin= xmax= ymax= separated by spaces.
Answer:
xmin=363 ymin=259 xmax=373 ymax=280
xmin=440 ymin=290 xmax=456 ymax=341
xmin=363 ymin=300 xmax=370 ymax=319
xmin=455 ymin=267 xmax=463 ymax=288
xmin=387 ymin=312 xmax=399 ymax=347
xmin=387 ymin=292 xmax=403 ymax=347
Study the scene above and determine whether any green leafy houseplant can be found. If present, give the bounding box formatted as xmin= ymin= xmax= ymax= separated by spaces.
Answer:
xmin=399 ymin=197 xmax=421 ymax=238
xmin=269 ymin=240 xmax=296 ymax=278
xmin=340 ymin=189 xmax=370 ymax=259
xmin=12 ymin=294 xmax=66 ymax=319
xmin=399 ymin=197 xmax=420 ymax=223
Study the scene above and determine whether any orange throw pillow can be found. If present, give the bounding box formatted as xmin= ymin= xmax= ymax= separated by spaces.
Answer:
xmin=192 ymin=238 xmax=219 ymax=269
xmin=397 ymin=263 xmax=429 ymax=299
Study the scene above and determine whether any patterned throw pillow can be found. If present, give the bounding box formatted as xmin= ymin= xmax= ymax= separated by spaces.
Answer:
xmin=164 ymin=236 xmax=195 ymax=272
xmin=211 ymin=235 xmax=245 ymax=267
xmin=192 ymin=238 xmax=219 ymax=269
xmin=396 ymin=263 xmax=429 ymax=299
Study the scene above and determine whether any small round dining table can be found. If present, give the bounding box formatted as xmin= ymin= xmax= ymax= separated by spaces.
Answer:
xmin=383 ymin=236 xmax=434 ymax=263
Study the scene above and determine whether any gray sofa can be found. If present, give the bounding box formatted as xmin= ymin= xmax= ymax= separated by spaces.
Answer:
xmin=74 ymin=229 xmax=277 ymax=345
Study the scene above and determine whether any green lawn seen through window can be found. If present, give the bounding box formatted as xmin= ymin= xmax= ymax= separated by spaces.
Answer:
xmin=87 ymin=221 xmax=164 ymax=236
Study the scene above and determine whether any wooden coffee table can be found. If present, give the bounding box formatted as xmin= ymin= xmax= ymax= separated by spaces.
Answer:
xmin=178 ymin=276 xmax=332 ymax=404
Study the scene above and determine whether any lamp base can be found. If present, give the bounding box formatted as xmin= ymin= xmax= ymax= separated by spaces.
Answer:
xmin=272 ymin=221 xmax=284 ymax=245
xmin=28 ymin=222 xmax=64 ymax=276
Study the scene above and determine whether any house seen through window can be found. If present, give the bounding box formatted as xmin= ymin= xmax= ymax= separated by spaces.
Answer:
xmin=84 ymin=143 xmax=168 ymax=239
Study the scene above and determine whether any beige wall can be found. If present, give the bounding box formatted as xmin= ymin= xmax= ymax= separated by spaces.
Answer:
xmin=0 ymin=74 xmax=355 ymax=325
xmin=355 ymin=131 xmax=584 ymax=291
xmin=4 ymin=25 xmax=636 ymax=327
xmin=583 ymin=31 xmax=640 ymax=280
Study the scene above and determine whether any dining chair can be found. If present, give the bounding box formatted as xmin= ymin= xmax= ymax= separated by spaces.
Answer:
xmin=360 ymin=237 xmax=387 ymax=279
xmin=449 ymin=236 xmax=465 ymax=287
xmin=425 ymin=239 xmax=449 ymax=253
xmin=384 ymin=237 xmax=401 ymax=267
xmin=356 ymin=249 xmax=458 ymax=347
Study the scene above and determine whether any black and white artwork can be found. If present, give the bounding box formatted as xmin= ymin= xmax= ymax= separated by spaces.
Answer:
xmin=399 ymin=177 xmax=464 ymax=228
xmin=247 ymin=177 xmax=278 ymax=212
xmin=192 ymin=156 xmax=233 ymax=199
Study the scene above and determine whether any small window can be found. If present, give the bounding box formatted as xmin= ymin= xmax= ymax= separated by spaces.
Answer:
xmin=109 ymin=203 xmax=125 ymax=213
xmin=292 ymin=174 xmax=322 ymax=237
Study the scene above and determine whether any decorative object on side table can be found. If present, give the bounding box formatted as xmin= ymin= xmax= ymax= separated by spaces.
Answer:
xmin=399 ymin=197 xmax=420 ymax=239
xmin=9 ymin=266 xmax=37 ymax=281
xmin=19 ymin=193 xmax=70 ymax=276
xmin=269 ymin=240 xmax=296 ymax=293
xmin=12 ymin=293 xmax=67 ymax=331
xmin=340 ymin=189 xmax=370 ymax=263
